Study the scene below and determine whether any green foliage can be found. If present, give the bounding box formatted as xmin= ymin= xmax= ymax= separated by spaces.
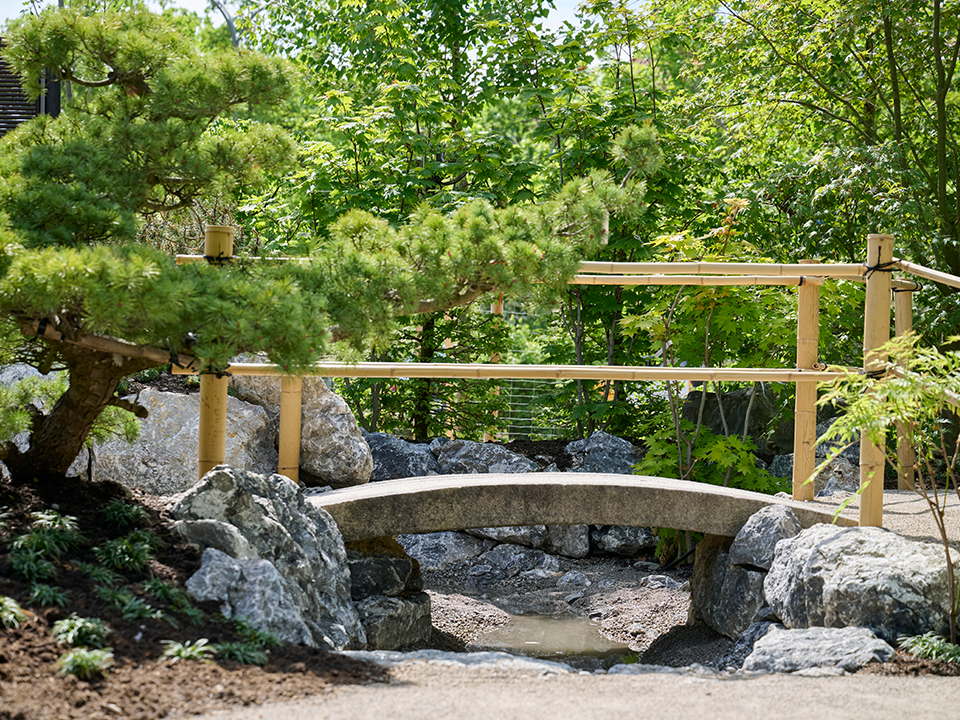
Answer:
xmin=94 ymin=583 xmax=132 ymax=607
xmin=899 ymin=633 xmax=960 ymax=663
xmin=337 ymin=306 xmax=510 ymax=440
xmin=10 ymin=546 xmax=57 ymax=583
xmin=55 ymin=647 xmax=114 ymax=680
xmin=213 ymin=641 xmax=268 ymax=666
xmin=52 ymin=614 xmax=112 ymax=648
xmin=231 ymin=617 xmax=282 ymax=649
xmin=160 ymin=638 xmax=215 ymax=664
xmin=819 ymin=333 xmax=960 ymax=641
xmin=0 ymin=595 xmax=27 ymax=629
xmin=100 ymin=500 xmax=151 ymax=530
xmin=72 ymin=560 xmax=123 ymax=587
xmin=120 ymin=597 xmax=171 ymax=624
xmin=93 ymin=532 xmax=157 ymax=573
xmin=28 ymin=583 xmax=70 ymax=607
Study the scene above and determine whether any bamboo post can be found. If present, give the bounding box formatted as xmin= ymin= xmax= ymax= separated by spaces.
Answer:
xmin=278 ymin=376 xmax=303 ymax=483
xmin=792 ymin=260 xmax=821 ymax=502
xmin=860 ymin=234 xmax=895 ymax=527
xmin=894 ymin=287 xmax=916 ymax=490
xmin=197 ymin=226 xmax=235 ymax=480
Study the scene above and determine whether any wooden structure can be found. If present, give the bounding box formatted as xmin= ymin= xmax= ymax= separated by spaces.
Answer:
xmin=169 ymin=230 xmax=959 ymax=528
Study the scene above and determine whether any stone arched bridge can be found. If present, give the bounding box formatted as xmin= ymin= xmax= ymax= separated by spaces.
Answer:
xmin=307 ymin=473 xmax=855 ymax=542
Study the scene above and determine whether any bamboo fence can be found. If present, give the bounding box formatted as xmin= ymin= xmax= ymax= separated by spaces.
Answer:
xmin=158 ymin=230 xmax=960 ymax=526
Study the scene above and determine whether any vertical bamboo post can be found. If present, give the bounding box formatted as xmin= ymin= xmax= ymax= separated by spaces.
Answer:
xmin=278 ymin=376 xmax=303 ymax=483
xmin=894 ymin=287 xmax=916 ymax=490
xmin=197 ymin=226 xmax=235 ymax=480
xmin=860 ymin=233 xmax=895 ymax=527
xmin=792 ymin=259 xmax=820 ymax=502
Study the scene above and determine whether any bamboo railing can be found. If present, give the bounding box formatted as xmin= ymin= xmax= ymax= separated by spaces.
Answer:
xmin=164 ymin=229 xmax=960 ymax=529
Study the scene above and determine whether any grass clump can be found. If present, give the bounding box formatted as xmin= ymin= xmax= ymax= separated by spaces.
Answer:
xmin=56 ymin=647 xmax=114 ymax=680
xmin=0 ymin=595 xmax=27 ymax=628
xmin=9 ymin=546 xmax=57 ymax=582
xmin=28 ymin=583 xmax=70 ymax=607
xmin=213 ymin=641 xmax=268 ymax=666
xmin=160 ymin=638 xmax=215 ymax=663
xmin=52 ymin=615 xmax=111 ymax=648
xmin=100 ymin=499 xmax=150 ymax=530
xmin=93 ymin=532 xmax=158 ymax=573
xmin=900 ymin=633 xmax=960 ymax=663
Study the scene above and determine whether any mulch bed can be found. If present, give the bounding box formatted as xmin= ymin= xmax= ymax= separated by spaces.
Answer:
xmin=0 ymin=473 xmax=384 ymax=720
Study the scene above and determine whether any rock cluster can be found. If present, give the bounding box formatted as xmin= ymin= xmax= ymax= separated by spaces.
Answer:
xmin=169 ymin=466 xmax=431 ymax=651
xmin=688 ymin=504 xmax=957 ymax=674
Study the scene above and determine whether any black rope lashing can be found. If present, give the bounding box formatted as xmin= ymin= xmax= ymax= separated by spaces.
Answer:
xmin=203 ymin=251 xmax=233 ymax=266
xmin=36 ymin=318 xmax=49 ymax=337
xmin=864 ymin=260 xmax=898 ymax=279
xmin=865 ymin=369 xmax=887 ymax=380
xmin=893 ymin=283 xmax=922 ymax=294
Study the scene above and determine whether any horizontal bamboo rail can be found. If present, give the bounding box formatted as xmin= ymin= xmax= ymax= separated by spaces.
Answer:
xmin=570 ymin=274 xmax=824 ymax=287
xmin=579 ymin=261 xmax=867 ymax=277
xmin=172 ymin=361 xmax=849 ymax=383
xmin=895 ymin=259 xmax=960 ymax=290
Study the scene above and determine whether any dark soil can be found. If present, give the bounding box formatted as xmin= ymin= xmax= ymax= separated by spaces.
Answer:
xmin=0 ymin=473 xmax=384 ymax=720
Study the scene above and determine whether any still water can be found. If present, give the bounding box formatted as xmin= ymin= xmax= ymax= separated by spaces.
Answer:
xmin=468 ymin=613 xmax=631 ymax=667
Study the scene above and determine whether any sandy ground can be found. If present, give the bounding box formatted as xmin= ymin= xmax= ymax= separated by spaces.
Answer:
xmin=189 ymin=664 xmax=960 ymax=720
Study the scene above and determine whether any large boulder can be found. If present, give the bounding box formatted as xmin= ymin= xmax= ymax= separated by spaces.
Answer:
xmin=355 ymin=594 xmax=432 ymax=651
xmin=80 ymin=388 xmax=276 ymax=495
xmin=700 ymin=554 xmax=767 ymax=639
xmin=345 ymin=537 xmax=423 ymax=600
xmin=434 ymin=439 xmax=539 ymax=474
xmin=230 ymin=374 xmax=372 ymax=487
xmin=169 ymin=466 xmax=364 ymax=649
xmin=566 ymin=432 xmax=638 ymax=474
xmin=364 ymin=432 xmax=440 ymax=480
xmin=680 ymin=387 xmax=776 ymax=451
xmin=742 ymin=626 xmax=895 ymax=674
xmin=764 ymin=524 xmax=958 ymax=643
xmin=728 ymin=505 xmax=802 ymax=571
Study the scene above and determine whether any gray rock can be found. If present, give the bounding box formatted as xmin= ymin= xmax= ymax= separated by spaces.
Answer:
xmin=173 ymin=518 xmax=257 ymax=559
xmin=687 ymin=534 xmax=733 ymax=626
xmin=764 ymin=524 xmax=958 ymax=643
xmin=700 ymin=552 xmax=768 ymax=638
xmin=231 ymin=374 xmax=372 ymax=488
xmin=466 ymin=525 xmax=550 ymax=547
xmin=766 ymin=454 xmax=861 ymax=495
xmin=186 ymin=548 xmax=314 ymax=646
xmin=680 ymin=386 xmax=776 ymax=451
xmin=558 ymin=571 xmax=590 ymax=588
xmin=397 ymin=532 xmax=491 ymax=571
xmin=355 ymin=593 xmax=432 ymax=651
xmin=637 ymin=575 xmax=687 ymax=591
xmin=728 ymin=505 xmax=801 ymax=571
xmin=77 ymin=388 xmax=276 ymax=495
xmin=347 ymin=551 xmax=422 ymax=600
xmin=718 ymin=621 xmax=777 ymax=670
xmin=480 ymin=543 xmax=560 ymax=577
xmin=816 ymin=420 xmax=861 ymax=462
xmin=545 ymin=525 xmax=590 ymax=558
xmin=435 ymin=439 xmax=539 ymax=474
xmin=742 ymin=626 xmax=895 ymax=674
xmin=590 ymin=526 xmax=658 ymax=556
xmin=566 ymin=432 xmax=638 ymax=474
xmin=170 ymin=466 xmax=364 ymax=649
xmin=364 ymin=432 xmax=440 ymax=480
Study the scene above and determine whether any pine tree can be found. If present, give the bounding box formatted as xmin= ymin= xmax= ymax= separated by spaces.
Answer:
xmin=0 ymin=5 xmax=659 ymax=481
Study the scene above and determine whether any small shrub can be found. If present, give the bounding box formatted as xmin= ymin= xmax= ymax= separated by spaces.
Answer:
xmin=120 ymin=597 xmax=169 ymax=624
xmin=52 ymin=615 xmax=111 ymax=648
xmin=0 ymin=595 xmax=27 ymax=628
xmin=94 ymin=584 xmax=133 ymax=607
xmin=100 ymin=500 xmax=150 ymax=530
xmin=899 ymin=633 xmax=960 ymax=663
xmin=12 ymin=527 xmax=82 ymax=560
xmin=125 ymin=528 xmax=163 ymax=551
xmin=10 ymin=546 xmax=57 ymax=582
xmin=72 ymin=560 xmax=123 ymax=586
xmin=214 ymin=642 xmax=268 ymax=666
xmin=232 ymin=617 xmax=282 ymax=648
xmin=56 ymin=647 xmax=114 ymax=680
xmin=179 ymin=604 xmax=207 ymax=626
xmin=29 ymin=510 xmax=79 ymax=532
xmin=29 ymin=583 xmax=70 ymax=607
xmin=94 ymin=536 xmax=154 ymax=573
xmin=160 ymin=638 xmax=215 ymax=663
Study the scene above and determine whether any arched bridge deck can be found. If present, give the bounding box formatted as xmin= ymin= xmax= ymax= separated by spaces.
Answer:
xmin=307 ymin=473 xmax=856 ymax=542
